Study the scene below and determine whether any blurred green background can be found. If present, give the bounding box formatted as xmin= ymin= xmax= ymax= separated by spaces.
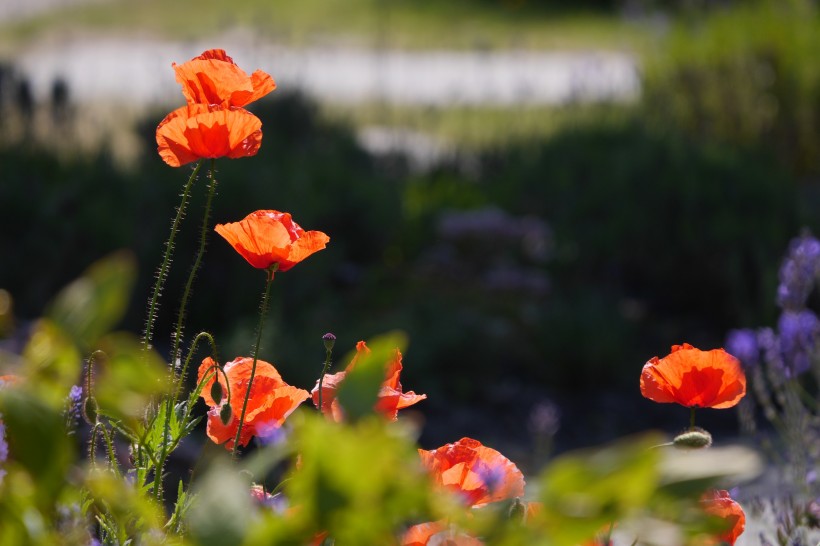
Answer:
xmin=1 ymin=0 xmax=818 ymax=451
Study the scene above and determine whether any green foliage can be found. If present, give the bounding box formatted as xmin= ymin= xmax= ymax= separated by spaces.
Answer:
xmin=643 ymin=0 xmax=820 ymax=176
xmin=336 ymin=331 xmax=407 ymax=422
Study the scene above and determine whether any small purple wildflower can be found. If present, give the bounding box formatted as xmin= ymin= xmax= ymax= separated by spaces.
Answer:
xmin=250 ymin=484 xmax=288 ymax=514
xmin=255 ymin=421 xmax=288 ymax=447
xmin=0 ymin=416 xmax=7 ymax=485
xmin=64 ymin=385 xmax=83 ymax=433
xmin=776 ymin=233 xmax=820 ymax=310
xmin=528 ymin=400 xmax=561 ymax=437
xmin=725 ymin=328 xmax=760 ymax=369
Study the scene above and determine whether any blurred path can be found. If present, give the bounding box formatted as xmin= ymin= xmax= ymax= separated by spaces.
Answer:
xmin=14 ymin=37 xmax=639 ymax=107
xmin=0 ymin=0 xmax=107 ymax=22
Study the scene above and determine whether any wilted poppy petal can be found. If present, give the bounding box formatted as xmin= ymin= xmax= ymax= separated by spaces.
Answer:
xmin=640 ymin=343 xmax=746 ymax=409
xmin=311 ymin=341 xmax=425 ymax=422
xmin=419 ymin=437 xmax=525 ymax=507
xmin=215 ymin=210 xmax=329 ymax=271
xmin=701 ymin=490 xmax=746 ymax=545
xmin=173 ymin=48 xmax=276 ymax=108
xmin=156 ymin=104 xmax=262 ymax=167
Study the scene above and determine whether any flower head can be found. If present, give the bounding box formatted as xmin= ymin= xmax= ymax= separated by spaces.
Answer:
xmin=418 ymin=437 xmax=525 ymax=507
xmin=776 ymin=233 xmax=820 ymax=310
xmin=173 ymin=49 xmax=276 ymax=108
xmin=198 ymin=356 xmax=309 ymax=450
xmin=640 ymin=343 xmax=746 ymax=409
xmin=724 ymin=329 xmax=759 ymax=370
xmin=777 ymin=309 xmax=819 ymax=377
xmin=215 ymin=210 xmax=329 ymax=272
xmin=701 ymin=489 xmax=745 ymax=545
xmin=311 ymin=341 xmax=426 ymax=421
xmin=156 ymin=103 xmax=262 ymax=167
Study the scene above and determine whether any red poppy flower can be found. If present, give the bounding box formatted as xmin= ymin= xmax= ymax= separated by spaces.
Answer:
xmin=214 ymin=210 xmax=330 ymax=272
xmin=311 ymin=341 xmax=427 ymax=421
xmin=701 ymin=490 xmax=746 ymax=545
xmin=198 ymin=356 xmax=309 ymax=450
xmin=156 ymin=103 xmax=262 ymax=167
xmin=418 ymin=437 xmax=525 ymax=507
xmin=173 ymin=48 xmax=276 ymax=108
xmin=402 ymin=522 xmax=484 ymax=546
xmin=640 ymin=343 xmax=746 ymax=409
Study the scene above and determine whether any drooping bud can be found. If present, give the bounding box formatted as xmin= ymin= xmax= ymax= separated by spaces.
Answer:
xmin=82 ymin=396 xmax=99 ymax=424
xmin=508 ymin=497 xmax=526 ymax=522
xmin=220 ymin=404 xmax=233 ymax=425
xmin=322 ymin=332 xmax=336 ymax=352
xmin=210 ymin=381 xmax=224 ymax=405
xmin=673 ymin=427 xmax=713 ymax=449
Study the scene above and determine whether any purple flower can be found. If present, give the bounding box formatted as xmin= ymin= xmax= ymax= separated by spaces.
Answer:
xmin=528 ymin=400 xmax=561 ymax=437
xmin=255 ymin=421 xmax=288 ymax=446
xmin=776 ymin=233 xmax=820 ymax=309
xmin=64 ymin=385 xmax=83 ymax=433
xmin=0 ymin=416 xmax=7 ymax=485
xmin=726 ymin=329 xmax=760 ymax=369
xmin=778 ymin=309 xmax=819 ymax=376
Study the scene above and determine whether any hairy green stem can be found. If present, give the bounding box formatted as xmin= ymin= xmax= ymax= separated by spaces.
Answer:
xmin=142 ymin=160 xmax=202 ymax=353
xmin=232 ymin=265 xmax=277 ymax=459
xmin=153 ymin=162 xmax=217 ymax=502
xmin=689 ymin=407 xmax=696 ymax=430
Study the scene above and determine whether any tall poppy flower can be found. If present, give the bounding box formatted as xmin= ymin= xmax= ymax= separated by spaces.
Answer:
xmin=640 ymin=343 xmax=746 ymax=409
xmin=701 ymin=490 xmax=746 ymax=545
xmin=215 ymin=210 xmax=330 ymax=272
xmin=198 ymin=356 xmax=309 ymax=450
xmin=311 ymin=341 xmax=427 ymax=421
xmin=173 ymin=48 xmax=276 ymax=108
xmin=419 ymin=437 xmax=525 ymax=507
xmin=156 ymin=103 xmax=263 ymax=167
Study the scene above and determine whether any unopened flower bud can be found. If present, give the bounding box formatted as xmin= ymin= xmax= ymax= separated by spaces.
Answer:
xmin=508 ymin=497 xmax=526 ymax=522
xmin=210 ymin=381 xmax=224 ymax=405
xmin=322 ymin=332 xmax=336 ymax=352
xmin=220 ymin=404 xmax=233 ymax=425
xmin=82 ymin=396 xmax=98 ymax=424
xmin=673 ymin=427 xmax=712 ymax=449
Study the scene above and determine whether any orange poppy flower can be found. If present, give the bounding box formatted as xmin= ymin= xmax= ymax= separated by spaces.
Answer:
xmin=701 ymin=490 xmax=746 ymax=545
xmin=214 ymin=210 xmax=330 ymax=272
xmin=311 ymin=341 xmax=427 ymax=421
xmin=156 ymin=103 xmax=262 ymax=167
xmin=402 ymin=522 xmax=484 ymax=546
xmin=640 ymin=343 xmax=746 ymax=409
xmin=418 ymin=437 xmax=525 ymax=507
xmin=198 ymin=356 xmax=309 ymax=450
xmin=173 ymin=48 xmax=276 ymax=108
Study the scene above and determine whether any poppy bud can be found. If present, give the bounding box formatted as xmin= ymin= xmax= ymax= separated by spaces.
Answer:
xmin=82 ymin=396 xmax=98 ymax=424
xmin=210 ymin=381 xmax=224 ymax=405
xmin=673 ymin=427 xmax=712 ymax=449
xmin=220 ymin=404 xmax=232 ymax=425
xmin=322 ymin=332 xmax=336 ymax=352
xmin=508 ymin=497 xmax=526 ymax=522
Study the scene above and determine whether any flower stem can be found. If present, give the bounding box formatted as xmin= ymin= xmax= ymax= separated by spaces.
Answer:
xmin=153 ymin=160 xmax=216 ymax=502
xmin=317 ymin=344 xmax=334 ymax=415
xmin=690 ymin=407 xmax=696 ymax=430
xmin=142 ymin=160 xmax=202 ymax=354
xmin=232 ymin=264 xmax=278 ymax=459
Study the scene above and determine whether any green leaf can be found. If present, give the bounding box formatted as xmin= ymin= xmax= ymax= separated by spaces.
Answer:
xmin=282 ymin=414 xmax=431 ymax=545
xmin=187 ymin=459 xmax=254 ymax=546
xmin=336 ymin=331 xmax=408 ymax=422
xmin=92 ymin=333 xmax=172 ymax=428
xmin=536 ymin=433 xmax=662 ymax=546
xmin=46 ymin=251 xmax=137 ymax=350
xmin=0 ymin=388 xmax=73 ymax=509
xmin=21 ymin=319 xmax=82 ymax=408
